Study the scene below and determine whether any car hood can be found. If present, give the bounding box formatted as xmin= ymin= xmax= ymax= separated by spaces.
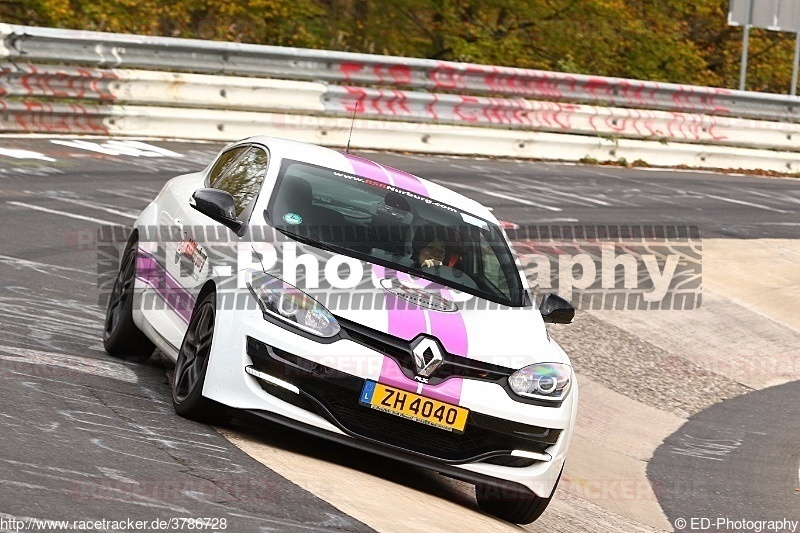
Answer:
xmin=263 ymin=242 xmax=565 ymax=369
xmin=334 ymin=296 xmax=565 ymax=369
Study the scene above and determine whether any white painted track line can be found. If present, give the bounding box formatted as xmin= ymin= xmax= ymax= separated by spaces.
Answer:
xmin=6 ymin=201 xmax=122 ymax=226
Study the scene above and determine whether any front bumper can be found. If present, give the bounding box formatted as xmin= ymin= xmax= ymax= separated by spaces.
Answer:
xmin=203 ymin=306 xmax=577 ymax=498
xmin=246 ymin=336 xmax=561 ymax=465
xmin=243 ymin=407 xmax=539 ymax=497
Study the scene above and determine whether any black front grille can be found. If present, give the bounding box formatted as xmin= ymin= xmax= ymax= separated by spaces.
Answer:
xmin=246 ymin=337 xmax=561 ymax=463
xmin=336 ymin=316 xmax=514 ymax=385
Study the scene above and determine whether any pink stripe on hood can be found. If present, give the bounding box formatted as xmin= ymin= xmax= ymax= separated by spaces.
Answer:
xmin=377 ymin=357 xmax=419 ymax=395
xmin=372 ymin=265 xmax=427 ymax=341
xmin=372 ymin=260 xmax=467 ymax=406
xmin=421 ymin=377 xmax=463 ymax=406
xmin=374 ymin=264 xmax=427 ymax=391
xmin=423 ymin=288 xmax=467 ymax=404
xmin=426 ymin=289 xmax=468 ymax=357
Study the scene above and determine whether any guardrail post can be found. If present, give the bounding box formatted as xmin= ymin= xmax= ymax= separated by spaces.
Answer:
xmin=738 ymin=0 xmax=754 ymax=91
xmin=792 ymin=32 xmax=800 ymax=96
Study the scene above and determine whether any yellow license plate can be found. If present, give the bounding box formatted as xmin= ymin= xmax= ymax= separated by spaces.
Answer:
xmin=359 ymin=380 xmax=469 ymax=433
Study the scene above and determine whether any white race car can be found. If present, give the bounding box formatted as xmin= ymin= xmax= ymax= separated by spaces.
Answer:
xmin=102 ymin=136 xmax=577 ymax=524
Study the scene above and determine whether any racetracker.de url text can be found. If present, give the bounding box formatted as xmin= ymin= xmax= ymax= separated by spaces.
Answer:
xmin=0 ymin=517 xmax=227 ymax=531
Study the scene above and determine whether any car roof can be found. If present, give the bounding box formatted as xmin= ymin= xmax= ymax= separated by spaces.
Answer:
xmin=237 ymin=136 xmax=499 ymax=225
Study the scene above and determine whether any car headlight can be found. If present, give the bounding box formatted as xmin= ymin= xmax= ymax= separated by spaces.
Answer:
xmin=246 ymin=270 xmax=340 ymax=338
xmin=508 ymin=363 xmax=571 ymax=401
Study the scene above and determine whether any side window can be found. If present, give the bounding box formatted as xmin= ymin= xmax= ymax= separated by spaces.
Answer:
xmin=215 ymin=147 xmax=270 ymax=217
xmin=208 ymin=146 xmax=248 ymax=188
xmin=479 ymin=232 xmax=511 ymax=295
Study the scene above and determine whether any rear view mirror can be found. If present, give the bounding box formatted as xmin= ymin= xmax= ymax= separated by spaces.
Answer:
xmin=539 ymin=293 xmax=575 ymax=324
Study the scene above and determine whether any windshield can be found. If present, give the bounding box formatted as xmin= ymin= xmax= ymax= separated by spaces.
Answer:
xmin=266 ymin=159 xmax=525 ymax=307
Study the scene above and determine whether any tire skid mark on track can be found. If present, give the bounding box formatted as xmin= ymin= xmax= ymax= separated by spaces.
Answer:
xmin=588 ymin=167 xmax=800 ymax=213
xmin=6 ymin=377 xmax=251 ymax=475
xmin=0 ymin=412 xmax=60 ymax=434
xmin=96 ymin=188 xmax=161 ymax=202
xmin=490 ymin=174 xmax=615 ymax=207
xmin=15 ymin=470 xmax=192 ymax=514
xmin=0 ymin=253 xmax=94 ymax=278
xmin=0 ymin=289 xmax=103 ymax=352
xmin=437 ymin=179 xmax=563 ymax=211
xmin=0 ymin=346 xmax=138 ymax=383
xmin=6 ymin=376 xmax=172 ymax=414
xmin=0 ymin=164 xmax=65 ymax=179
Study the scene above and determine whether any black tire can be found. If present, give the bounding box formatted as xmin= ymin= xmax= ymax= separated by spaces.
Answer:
xmin=103 ymin=233 xmax=155 ymax=359
xmin=172 ymin=291 xmax=229 ymax=424
xmin=475 ymin=466 xmax=563 ymax=524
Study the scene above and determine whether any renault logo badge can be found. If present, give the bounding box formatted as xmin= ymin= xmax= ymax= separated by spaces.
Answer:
xmin=412 ymin=337 xmax=444 ymax=378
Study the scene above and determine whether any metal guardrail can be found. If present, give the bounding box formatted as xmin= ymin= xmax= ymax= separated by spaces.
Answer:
xmin=2 ymin=23 xmax=800 ymax=124
xmin=1 ymin=24 xmax=800 ymax=173
xmin=3 ymin=63 xmax=799 ymax=152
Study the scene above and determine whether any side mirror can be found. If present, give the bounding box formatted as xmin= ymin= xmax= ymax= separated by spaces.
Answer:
xmin=539 ymin=293 xmax=575 ymax=324
xmin=190 ymin=188 xmax=244 ymax=235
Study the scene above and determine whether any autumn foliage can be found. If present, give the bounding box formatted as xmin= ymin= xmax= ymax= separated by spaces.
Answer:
xmin=1 ymin=0 xmax=795 ymax=93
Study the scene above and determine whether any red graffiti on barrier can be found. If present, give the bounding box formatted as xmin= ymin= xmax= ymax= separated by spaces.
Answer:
xmin=343 ymin=86 xmax=411 ymax=117
xmin=1 ymin=64 xmax=118 ymax=101
xmin=483 ymin=68 xmax=565 ymax=100
xmin=334 ymin=82 xmax=738 ymax=145
xmin=430 ymin=64 xmax=466 ymax=90
xmin=4 ymin=100 xmax=110 ymax=134
xmin=426 ymin=93 xmax=439 ymax=121
xmin=339 ymin=63 xmax=412 ymax=86
xmin=545 ymin=102 xmax=578 ymax=130
xmin=670 ymin=86 xmax=732 ymax=116
xmin=453 ymin=96 xmax=480 ymax=123
xmin=338 ymin=60 xmax=739 ymax=132
xmin=387 ymin=65 xmax=412 ymax=85
xmin=340 ymin=63 xmax=364 ymax=81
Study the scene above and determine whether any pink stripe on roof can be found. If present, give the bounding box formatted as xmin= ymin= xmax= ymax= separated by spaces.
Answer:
xmin=343 ymin=153 xmax=390 ymax=185
xmin=385 ymin=167 xmax=428 ymax=197
xmin=343 ymin=153 xmax=428 ymax=196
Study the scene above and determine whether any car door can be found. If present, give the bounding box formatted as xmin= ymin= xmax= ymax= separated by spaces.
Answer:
xmin=163 ymin=144 xmax=271 ymax=345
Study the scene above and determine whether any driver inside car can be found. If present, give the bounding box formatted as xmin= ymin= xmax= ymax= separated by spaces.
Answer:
xmin=417 ymin=239 xmax=447 ymax=268
xmin=413 ymin=225 xmax=464 ymax=269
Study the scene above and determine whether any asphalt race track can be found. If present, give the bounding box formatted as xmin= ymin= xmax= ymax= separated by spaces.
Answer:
xmin=0 ymin=136 xmax=798 ymax=532
xmin=650 ymin=381 xmax=800 ymax=530
xmin=0 ymin=139 xmax=370 ymax=531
